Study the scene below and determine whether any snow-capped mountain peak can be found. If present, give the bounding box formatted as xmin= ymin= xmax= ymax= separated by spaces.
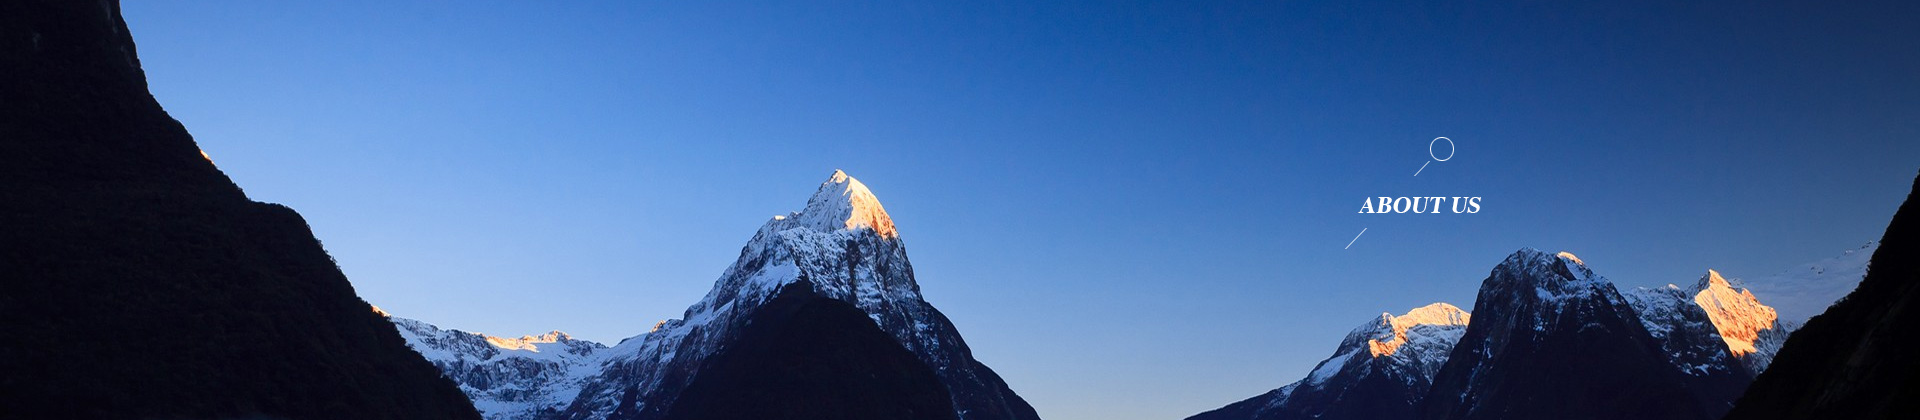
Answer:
xmin=384 ymin=315 xmax=609 ymax=420
xmin=1555 ymin=251 xmax=1585 ymax=265
xmin=1688 ymin=269 xmax=1787 ymax=372
xmin=545 ymin=170 xmax=1036 ymax=420
xmin=1490 ymin=248 xmax=1611 ymax=305
xmin=1194 ymin=245 xmax=1864 ymax=420
xmin=1427 ymin=249 xmax=1757 ymax=420
xmin=1621 ymin=283 xmax=1744 ymax=377
xmin=1691 ymin=270 xmax=1778 ymax=356
xmin=788 ymin=169 xmax=897 ymax=238
xmin=1189 ymin=303 xmax=1470 ymax=420
xmin=1303 ymin=303 xmax=1472 ymax=387
xmin=1366 ymin=303 xmax=1471 ymax=357
xmin=1509 ymin=248 xmax=1596 ymax=279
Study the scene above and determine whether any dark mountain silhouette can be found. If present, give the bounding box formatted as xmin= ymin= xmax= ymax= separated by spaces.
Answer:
xmin=0 ymin=1 xmax=479 ymax=419
xmin=1724 ymin=171 xmax=1920 ymax=420
xmin=660 ymin=280 xmax=959 ymax=420
xmin=1417 ymin=250 xmax=1744 ymax=420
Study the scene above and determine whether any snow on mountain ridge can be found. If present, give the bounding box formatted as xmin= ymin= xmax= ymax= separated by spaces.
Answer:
xmin=1189 ymin=303 xmax=1471 ymax=420
xmin=1555 ymin=251 xmax=1584 ymax=265
xmin=1366 ymin=303 xmax=1471 ymax=357
xmin=1485 ymin=248 xmax=1624 ymax=336
xmin=551 ymin=170 xmax=1035 ymax=420
xmin=790 ymin=169 xmax=897 ymax=238
xmin=1430 ymin=249 xmax=1755 ymax=420
xmin=385 ymin=315 xmax=608 ymax=420
xmin=1622 ymin=284 xmax=1743 ymax=377
xmin=1502 ymin=249 xmax=1609 ymax=299
xmin=1733 ymin=242 xmax=1876 ymax=326
xmin=486 ymin=331 xmax=582 ymax=352
xmin=1191 ymin=245 xmax=1864 ymax=420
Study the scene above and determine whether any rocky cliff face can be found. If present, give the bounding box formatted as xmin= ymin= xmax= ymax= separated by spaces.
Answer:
xmin=0 ymin=1 xmax=479 ymax=419
xmin=1418 ymin=250 xmax=1746 ymax=420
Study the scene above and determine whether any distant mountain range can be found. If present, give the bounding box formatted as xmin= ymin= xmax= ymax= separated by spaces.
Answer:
xmin=1188 ymin=244 xmax=1872 ymax=420
xmin=386 ymin=171 xmax=1037 ymax=420
xmin=387 ymin=170 xmax=1885 ymax=420
xmin=11 ymin=1 xmax=1914 ymax=419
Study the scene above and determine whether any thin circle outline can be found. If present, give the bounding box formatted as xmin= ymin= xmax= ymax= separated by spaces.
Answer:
xmin=1429 ymin=137 xmax=1455 ymax=162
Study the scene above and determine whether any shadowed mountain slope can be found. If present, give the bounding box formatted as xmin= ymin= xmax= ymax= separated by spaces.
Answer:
xmin=1725 ymin=172 xmax=1920 ymax=420
xmin=0 ymin=1 xmax=479 ymax=419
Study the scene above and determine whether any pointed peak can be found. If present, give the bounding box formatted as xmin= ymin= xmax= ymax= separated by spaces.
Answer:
xmin=1692 ymin=270 xmax=1782 ymax=358
xmin=1489 ymin=247 xmax=1610 ymax=304
xmin=788 ymin=170 xmax=897 ymax=238
xmin=1694 ymin=269 xmax=1733 ymax=292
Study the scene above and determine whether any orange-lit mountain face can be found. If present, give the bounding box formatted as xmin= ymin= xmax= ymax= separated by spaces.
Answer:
xmin=1695 ymin=270 xmax=1780 ymax=357
xmin=1417 ymin=250 xmax=1749 ymax=420
xmin=1188 ymin=246 xmax=1854 ymax=420
xmin=1367 ymin=303 xmax=1472 ymax=358
xmin=1189 ymin=302 xmax=1472 ymax=420
xmin=1688 ymin=270 xmax=1792 ymax=373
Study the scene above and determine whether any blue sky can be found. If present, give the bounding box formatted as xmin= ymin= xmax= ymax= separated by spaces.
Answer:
xmin=124 ymin=1 xmax=1916 ymax=419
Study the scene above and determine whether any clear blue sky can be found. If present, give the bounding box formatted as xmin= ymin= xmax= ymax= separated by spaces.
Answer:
xmin=123 ymin=1 xmax=1916 ymax=419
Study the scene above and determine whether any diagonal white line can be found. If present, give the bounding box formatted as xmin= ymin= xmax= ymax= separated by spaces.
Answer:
xmin=1414 ymin=160 xmax=1431 ymax=177
xmin=1345 ymin=228 xmax=1367 ymax=250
